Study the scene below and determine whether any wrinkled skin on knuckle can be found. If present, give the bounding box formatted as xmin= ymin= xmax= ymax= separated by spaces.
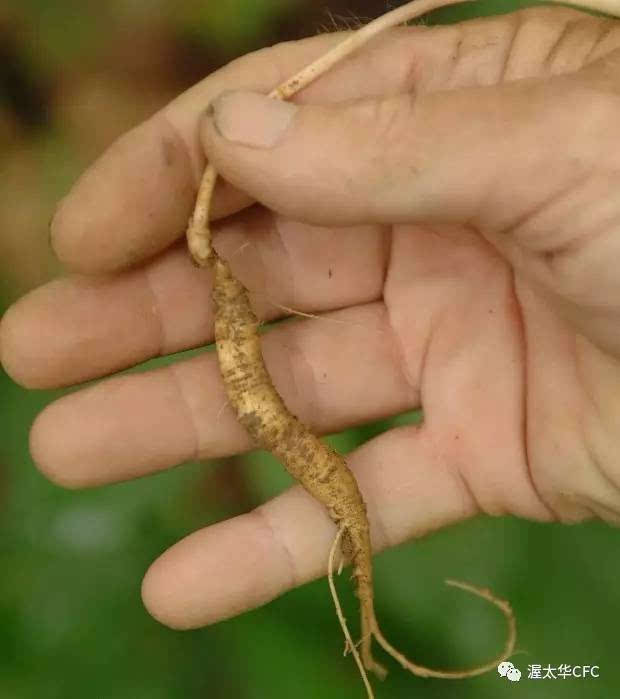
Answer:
xmin=373 ymin=92 xmax=419 ymax=154
xmin=587 ymin=45 xmax=620 ymax=91
xmin=512 ymin=9 xmax=620 ymax=79
xmin=354 ymin=92 xmax=425 ymax=219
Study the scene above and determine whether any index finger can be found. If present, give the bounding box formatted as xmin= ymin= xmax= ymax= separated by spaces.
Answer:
xmin=49 ymin=31 xmax=350 ymax=274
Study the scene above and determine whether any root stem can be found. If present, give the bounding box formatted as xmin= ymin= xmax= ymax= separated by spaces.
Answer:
xmin=328 ymin=527 xmax=375 ymax=699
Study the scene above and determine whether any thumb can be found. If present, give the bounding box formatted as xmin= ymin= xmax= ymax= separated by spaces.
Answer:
xmin=201 ymin=71 xmax=620 ymax=334
xmin=200 ymin=76 xmax=614 ymax=234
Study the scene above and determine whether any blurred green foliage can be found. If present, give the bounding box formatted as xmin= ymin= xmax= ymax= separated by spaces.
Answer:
xmin=176 ymin=0 xmax=305 ymax=51
xmin=2 ymin=1 xmax=620 ymax=698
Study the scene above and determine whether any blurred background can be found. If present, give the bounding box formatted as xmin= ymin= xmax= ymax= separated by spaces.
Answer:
xmin=1 ymin=0 xmax=618 ymax=697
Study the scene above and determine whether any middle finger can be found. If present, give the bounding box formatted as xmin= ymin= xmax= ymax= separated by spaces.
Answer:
xmin=30 ymin=300 xmax=419 ymax=488
xmin=1 ymin=206 xmax=388 ymax=390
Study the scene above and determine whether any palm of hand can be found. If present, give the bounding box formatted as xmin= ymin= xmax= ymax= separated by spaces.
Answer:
xmin=381 ymin=219 xmax=620 ymax=532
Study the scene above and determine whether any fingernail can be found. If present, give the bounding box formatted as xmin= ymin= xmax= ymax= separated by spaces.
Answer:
xmin=210 ymin=90 xmax=297 ymax=149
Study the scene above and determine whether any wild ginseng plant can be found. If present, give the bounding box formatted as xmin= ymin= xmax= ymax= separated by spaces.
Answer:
xmin=186 ymin=0 xmax=619 ymax=695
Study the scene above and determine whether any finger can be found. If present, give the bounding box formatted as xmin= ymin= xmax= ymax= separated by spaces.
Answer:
xmin=48 ymin=30 xmax=344 ymax=274
xmin=201 ymin=17 xmax=620 ymax=280
xmin=29 ymin=302 xmax=419 ymax=488
xmin=1 ymin=208 xmax=386 ymax=389
xmin=48 ymin=6 xmax=592 ymax=274
xmin=140 ymin=425 xmax=478 ymax=629
xmin=49 ymin=22 xmax=415 ymax=275
xmin=202 ymin=60 xmax=617 ymax=229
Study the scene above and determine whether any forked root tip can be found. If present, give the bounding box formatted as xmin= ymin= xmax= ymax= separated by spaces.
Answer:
xmin=366 ymin=577 xmax=516 ymax=680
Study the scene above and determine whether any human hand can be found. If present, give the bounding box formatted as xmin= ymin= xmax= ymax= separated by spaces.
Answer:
xmin=1 ymin=6 xmax=620 ymax=630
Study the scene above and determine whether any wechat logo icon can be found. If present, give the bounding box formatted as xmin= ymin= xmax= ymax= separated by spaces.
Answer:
xmin=498 ymin=661 xmax=522 ymax=682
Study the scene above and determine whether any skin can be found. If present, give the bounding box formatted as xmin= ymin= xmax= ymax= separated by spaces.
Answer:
xmin=1 ymin=6 xmax=620 ymax=636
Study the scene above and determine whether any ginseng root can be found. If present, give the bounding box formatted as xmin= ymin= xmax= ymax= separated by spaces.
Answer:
xmin=187 ymin=0 xmax=521 ymax=689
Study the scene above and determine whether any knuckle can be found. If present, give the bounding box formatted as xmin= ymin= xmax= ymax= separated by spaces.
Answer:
xmin=542 ymin=17 xmax=592 ymax=74
xmin=353 ymin=92 xmax=420 ymax=180
xmin=445 ymin=11 xmax=522 ymax=87
xmin=587 ymin=47 xmax=620 ymax=93
xmin=348 ymin=93 xmax=422 ymax=216
xmin=443 ymin=6 xmax=606 ymax=88
xmin=372 ymin=92 xmax=419 ymax=154
xmin=505 ymin=7 xmax=616 ymax=79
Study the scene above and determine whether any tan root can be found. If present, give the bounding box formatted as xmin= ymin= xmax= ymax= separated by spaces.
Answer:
xmin=185 ymin=0 xmax=533 ymax=692
xmin=328 ymin=526 xmax=375 ymax=699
